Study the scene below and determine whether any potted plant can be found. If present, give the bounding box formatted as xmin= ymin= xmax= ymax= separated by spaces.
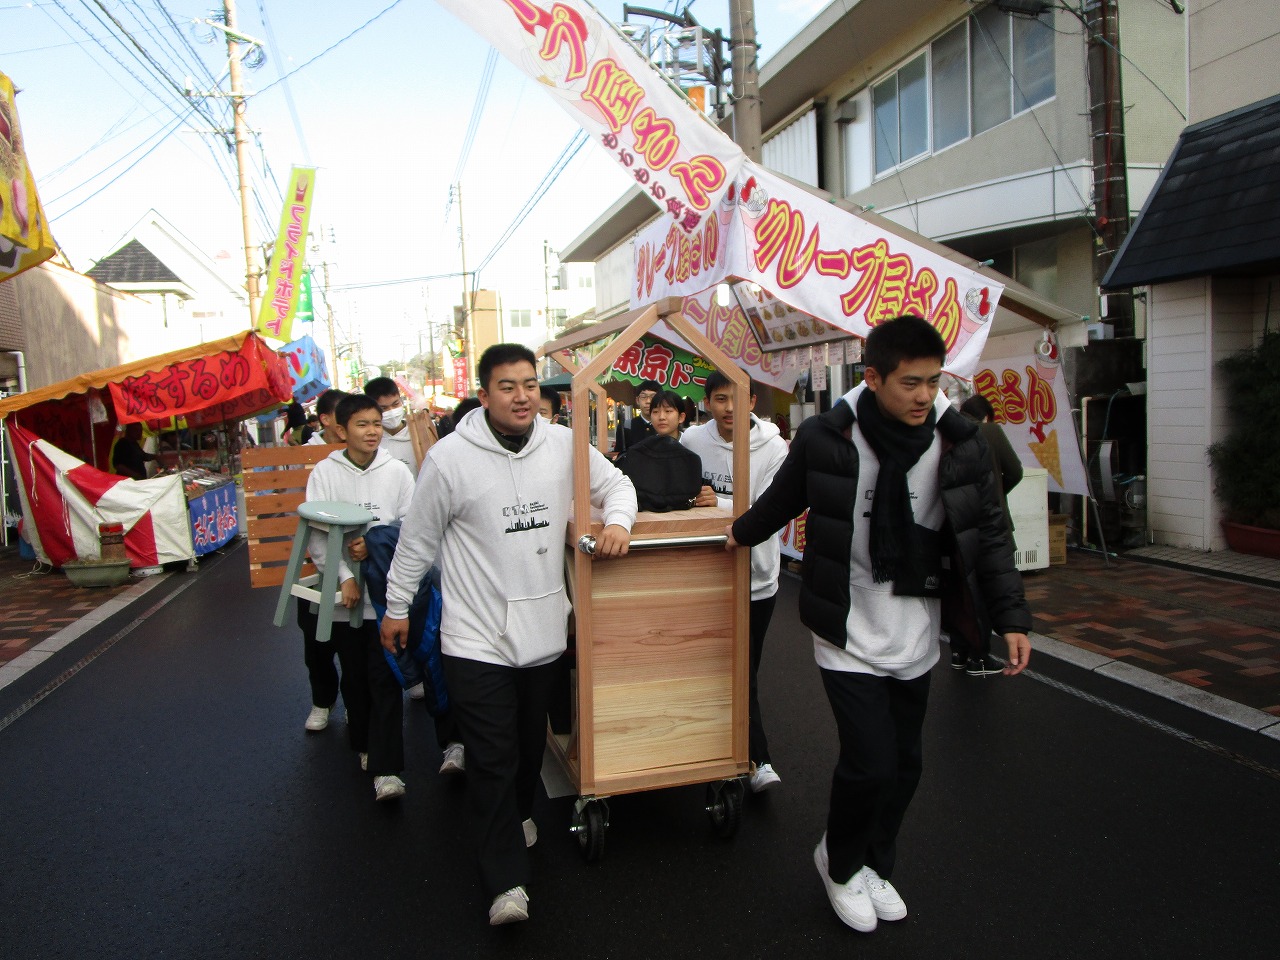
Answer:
xmin=62 ymin=556 xmax=132 ymax=588
xmin=1207 ymin=328 xmax=1280 ymax=558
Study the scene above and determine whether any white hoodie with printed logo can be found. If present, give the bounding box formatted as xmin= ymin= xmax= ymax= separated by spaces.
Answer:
xmin=680 ymin=414 xmax=789 ymax=600
xmin=305 ymin=448 xmax=416 ymax=619
xmin=384 ymin=409 xmax=637 ymax=668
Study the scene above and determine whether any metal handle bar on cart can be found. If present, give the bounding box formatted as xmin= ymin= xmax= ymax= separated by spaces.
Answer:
xmin=577 ymin=533 xmax=728 ymax=554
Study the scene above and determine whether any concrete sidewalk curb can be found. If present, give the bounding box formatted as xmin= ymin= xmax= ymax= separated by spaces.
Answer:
xmin=0 ymin=573 xmax=171 ymax=692
xmin=1031 ymin=631 xmax=1280 ymax=741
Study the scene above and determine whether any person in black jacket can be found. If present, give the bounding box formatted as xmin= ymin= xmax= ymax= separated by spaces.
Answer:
xmin=612 ymin=378 xmax=660 ymax=454
xmin=727 ymin=315 xmax=1031 ymax=934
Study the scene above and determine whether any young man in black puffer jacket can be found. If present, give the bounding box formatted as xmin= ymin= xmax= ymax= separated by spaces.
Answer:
xmin=728 ymin=315 xmax=1031 ymax=934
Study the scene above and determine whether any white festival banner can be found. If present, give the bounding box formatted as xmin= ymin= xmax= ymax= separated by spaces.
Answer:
xmin=632 ymin=160 xmax=1005 ymax=379
xmin=436 ymin=0 xmax=745 ymax=235
xmin=972 ymin=339 xmax=1087 ymax=495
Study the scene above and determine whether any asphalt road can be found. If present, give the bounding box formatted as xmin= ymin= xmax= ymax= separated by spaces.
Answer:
xmin=2 ymin=543 xmax=1278 ymax=960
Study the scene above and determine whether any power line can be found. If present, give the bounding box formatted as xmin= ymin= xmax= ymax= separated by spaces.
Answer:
xmin=470 ymin=132 xmax=589 ymax=286
xmin=256 ymin=0 xmax=407 ymax=95
xmin=47 ymin=107 xmax=195 ymax=218
xmin=256 ymin=0 xmax=311 ymax=164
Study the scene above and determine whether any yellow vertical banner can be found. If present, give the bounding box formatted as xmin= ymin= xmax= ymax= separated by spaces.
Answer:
xmin=256 ymin=166 xmax=317 ymax=342
xmin=0 ymin=71 xmax=58 ymax=283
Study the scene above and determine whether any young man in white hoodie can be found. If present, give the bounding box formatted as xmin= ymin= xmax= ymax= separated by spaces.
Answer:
xmin=380 ymin=343 xmax=637 ymax=926
xmin=364 ymin=376 xmax=417 ymax=478
xmin=680 ymin=371 xmax=789 ymax=793
xmin=298 ymin=390 xmax=346 ymax=733
xmin=305 ymin=393 xmax=416 ymax=801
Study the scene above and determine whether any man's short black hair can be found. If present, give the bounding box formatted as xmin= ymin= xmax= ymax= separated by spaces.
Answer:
xmin=315 ymin=389 xmax=346 ymax=418
xmin=335 ymin=392 xmax=380 ymax=428
xmin=703 ymin=368 xmax=758 ymax=400
xmin=864 ymin=315 xmax=947 ymax=378
xmin=363 ymin=377 xmax=399 ymax=401
xmin=636 ymin=379 xmax=662 ymax=395
xmin=648 ymin=388 xmax=684 ymax=414
xmin=454 ymin=396 xmax=482 ymax=419
xmin=960 ymin=394 xmax=995 ymax=422
xmin=539 ymin=384 xmax=562 ymax=416
xmin=478 ymin=343 xmax=537 ymax=390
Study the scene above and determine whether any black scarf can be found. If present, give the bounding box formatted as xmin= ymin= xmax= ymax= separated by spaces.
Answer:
xmin=855 ymin=388 xmax=937 ymax=583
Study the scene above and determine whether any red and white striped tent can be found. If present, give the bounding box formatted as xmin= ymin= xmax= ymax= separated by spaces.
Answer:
xmin=0 ymin=331 xmax=292 ymax=568
xmin=7 ymin=421 xmax=192 ymax=568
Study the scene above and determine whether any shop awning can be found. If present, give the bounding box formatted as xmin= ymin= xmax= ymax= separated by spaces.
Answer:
xmin=0 ymin=330 xmax=291 ymax=424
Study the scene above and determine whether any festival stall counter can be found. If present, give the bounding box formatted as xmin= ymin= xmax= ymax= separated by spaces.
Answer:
xmin=179 ymin=468 xmax=239 ymax=556
xmin=0 ymin=331 xmax=292 ymax=571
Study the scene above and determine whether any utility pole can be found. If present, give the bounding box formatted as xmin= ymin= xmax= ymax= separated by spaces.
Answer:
xmin=320 ymin=259 xmax=339 ymax=388
xmin=456 ymin=182 xmax=477 ymax=395
xmin=223 ymin=0 xmax=260 ymax=323
xmin=1084 ymin=0 xmax=1133 ymax=337
xmin=729 ymin=0 xmax=762 ymax=161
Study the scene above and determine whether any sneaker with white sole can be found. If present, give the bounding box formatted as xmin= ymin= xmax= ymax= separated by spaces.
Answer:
xmin=522 ymin=818 xmax=537 ymax=848
xmin=488 ymin=886 xmax=529 ymax=925
xmin=749 ymin=762 xmax=781 ymax=793
xmin=305 ymin=706 xmax=330 ymax=732
xmin=439 ymin=742 xmax=465 ymax=775
xmin=408 ymin=682 xmax=425 ymax=701
xmin=950 ymin=649 xmax=968 ymax=670
xmin=965 ymin=655 xmax=1004 ymax=677
xmin=814 ymin=836 xmax=877 ymax=932
xmin=374 ymin=775 xmax=405 ymax=801
xmin=359 ymin=752 xmax=368 ymax=772
xmin=857 ymin=865 xmax=907 ymax=921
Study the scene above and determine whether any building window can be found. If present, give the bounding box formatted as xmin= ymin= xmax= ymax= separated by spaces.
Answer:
xmin=578 ymin=275 xmax=592 ymax=288
xmin=508 ymin=308 xmax=532 ymax=328
xmin=972 ymin=4 xmax=1055 ymax=133
xmin=868 ymin=8 xmax=1054 ymax=178
xmin=931 ymin=22 xmax=969 ymax=152
xmin=552 ymin=308 xmax=569 ymax=326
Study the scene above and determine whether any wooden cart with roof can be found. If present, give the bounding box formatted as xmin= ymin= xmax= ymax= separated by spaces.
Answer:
xmin=540 ymin=298 xmax=754 ymax=862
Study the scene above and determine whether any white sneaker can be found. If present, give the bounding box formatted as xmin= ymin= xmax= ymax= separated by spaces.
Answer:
xmin=374 ymin=775 xmax=406 ymax=801
xmin=749 ymin=762 xmax=781 ymax=793
xmin=814 ymin=836 xmax=877 ymax=932
xmin=359 ymin=752 xmax=368 ymax=772
xmin=439 ymin=742 xmax=465 ymax=775
xmin=857 ymin=865 xmax=907 ymax=921
xmin=522 ymin=818 xmax=538 ymax=848
xmin=304 ymin=706 xmax=330 ymax=732
xmin=408 ymin=682 xmax=425 ymax=700
xmin=489 ymin=886 xmax=529 ymax=925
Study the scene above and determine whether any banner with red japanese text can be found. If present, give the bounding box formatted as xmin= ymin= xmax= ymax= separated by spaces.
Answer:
xmin=108 ymin=332 xmax=294 ymax=428
xmin=7 ymin=422 xmax=194 ymax=569
xmin=256 ymin=166 xmax=317 ymax=341
xmin=663 ymin=288 xmax=795 ymax=393
xmin=436 ymin=0 xmax=744 ymax=235
xmin=0 ymin=71 xmax=58 ymax=283
xmin=632 ymin=161 xmax=1004 ymax=379
xmin=972 ymin=335 xmax=1087 ymax=495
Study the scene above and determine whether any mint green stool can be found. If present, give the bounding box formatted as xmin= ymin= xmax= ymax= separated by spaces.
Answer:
xmin=272 ymin=500 xmax=375 ymax=645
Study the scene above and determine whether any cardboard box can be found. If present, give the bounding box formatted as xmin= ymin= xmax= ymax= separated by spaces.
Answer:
xmin=1048 ymin=515 xmax=1068 ymax=565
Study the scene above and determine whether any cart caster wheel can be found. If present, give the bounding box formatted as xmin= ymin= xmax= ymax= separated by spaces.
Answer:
xmin=571 ymin=799 xmax=608 ymax=863
xmin=705 ymin=778 xmax=744 ymax=839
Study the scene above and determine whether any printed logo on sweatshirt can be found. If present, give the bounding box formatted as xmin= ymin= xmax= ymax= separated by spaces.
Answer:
xmin=503 ymin=499 xmax=551 ymax=534
xmin=704 ymin=471 xmax=732 ymax=496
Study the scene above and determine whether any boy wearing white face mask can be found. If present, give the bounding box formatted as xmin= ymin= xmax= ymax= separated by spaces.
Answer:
xmin=365 ymin=377 xmax=417 ymax=478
